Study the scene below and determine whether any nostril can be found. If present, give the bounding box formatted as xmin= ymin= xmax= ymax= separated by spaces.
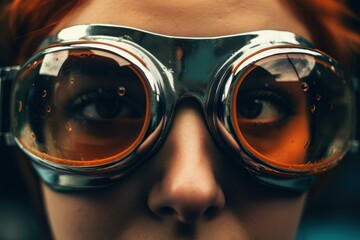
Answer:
xmin=203 ymin=206 xmax=219 ymax=219
xmin=158 ymin=206 xmax=175 ymax=216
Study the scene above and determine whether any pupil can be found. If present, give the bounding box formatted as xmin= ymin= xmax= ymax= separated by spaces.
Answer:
xmin=239 ymin=99 xmax=263 ymax=119
xmin=96 ymin=99 xmax=122 ymax=119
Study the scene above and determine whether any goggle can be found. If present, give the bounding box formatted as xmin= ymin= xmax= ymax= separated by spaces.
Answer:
xmin=0 ymin=24 xmax=356 ymax=192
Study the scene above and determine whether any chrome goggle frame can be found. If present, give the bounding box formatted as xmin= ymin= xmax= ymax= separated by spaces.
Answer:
xmin=0 ymin=24 xmax=356 ymax=191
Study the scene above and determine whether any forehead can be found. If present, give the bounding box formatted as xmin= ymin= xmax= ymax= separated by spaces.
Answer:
xmin=52 ymin=0 xmax=312 ymax=40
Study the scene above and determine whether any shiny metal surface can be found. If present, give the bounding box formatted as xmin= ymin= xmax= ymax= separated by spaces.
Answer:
xmin=0 ymin=24 xmax=355 ymax=191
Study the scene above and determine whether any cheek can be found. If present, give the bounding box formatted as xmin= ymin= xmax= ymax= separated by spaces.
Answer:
xmin=41 ymin=177 xmax=150 ymax=239
xmin=217 ymin=159 xmax=308 ymax=239
xmin=241 ymin=194 xmax=307 ymax=239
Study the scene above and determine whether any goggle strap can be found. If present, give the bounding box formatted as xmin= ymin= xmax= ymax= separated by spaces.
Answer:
xmin=254 ymin=173 xmax=315 ymax=192
xmin=0 ymin=66 xmax=20 ymax=145
xmin=351 ymin=76 xmax=359 ymax=154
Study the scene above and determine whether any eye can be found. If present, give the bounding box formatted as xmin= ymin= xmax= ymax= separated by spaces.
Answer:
xmin=239 ymin=98 xmax=282 ymax=123
xmin=82 ymin=95 xmax=135 ymax=120
xmin=236 ymin=90 xmax=295 ymax=125
xmin=66 ymin=89 xmax=142 ymax=122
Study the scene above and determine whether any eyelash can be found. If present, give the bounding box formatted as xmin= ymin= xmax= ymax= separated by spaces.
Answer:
xmin=64 ymin=90 xmax=140 ymax=122
xmin=236 ymin=89 xmax=297 ymax=127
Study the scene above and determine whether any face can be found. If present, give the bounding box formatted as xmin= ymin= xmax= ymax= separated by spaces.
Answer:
xmin=41 ymin=0 xmax=311 ymax=239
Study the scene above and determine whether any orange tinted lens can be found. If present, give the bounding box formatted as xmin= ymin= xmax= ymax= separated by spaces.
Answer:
xmin=232 ymin=54 xmax=353 ymax=169
xmin=13 ymin=49 xmax=150 ymax=166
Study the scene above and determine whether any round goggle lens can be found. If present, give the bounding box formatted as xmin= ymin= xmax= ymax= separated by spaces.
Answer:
xmin=232 ymin=53 xmax=354 ymax=171
xmin=13 ymin=49 xmax=150 ymax=166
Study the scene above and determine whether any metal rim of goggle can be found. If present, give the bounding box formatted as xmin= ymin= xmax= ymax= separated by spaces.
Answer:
xmin=14 ymin=43 xmax=355 ymax=175
xmin=216 ymin=46 xmax=355 ymax=177
xmin=12 ymin=41 xmax=165 ymax=173
xmin=8 ymin=28 xmax=356 ymax=190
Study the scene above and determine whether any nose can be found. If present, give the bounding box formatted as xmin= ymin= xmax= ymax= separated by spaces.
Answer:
xmin=148 ymin=100 xmax=225 ymax=223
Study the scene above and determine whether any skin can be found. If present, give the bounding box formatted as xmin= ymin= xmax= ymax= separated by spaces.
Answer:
xmin=41 ymin=0 xmax=312 ymax=239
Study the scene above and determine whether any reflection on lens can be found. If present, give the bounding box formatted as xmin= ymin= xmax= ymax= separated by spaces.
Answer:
xmin=13 ymin=48 xmax=150 ymax=167
xmin=65 ymin=121 xmax=73 ymax=133
xmin=232 ymin=53 xmax=354 ymax=171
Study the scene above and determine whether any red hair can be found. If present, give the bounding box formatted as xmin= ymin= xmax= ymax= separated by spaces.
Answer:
xmin=2 ymin=0 xmax=85 ymax=64
xmin=2 ymin=0 xmax=360 ymax=68
xmin=284 ymin=0 xmax=360 ymax=71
